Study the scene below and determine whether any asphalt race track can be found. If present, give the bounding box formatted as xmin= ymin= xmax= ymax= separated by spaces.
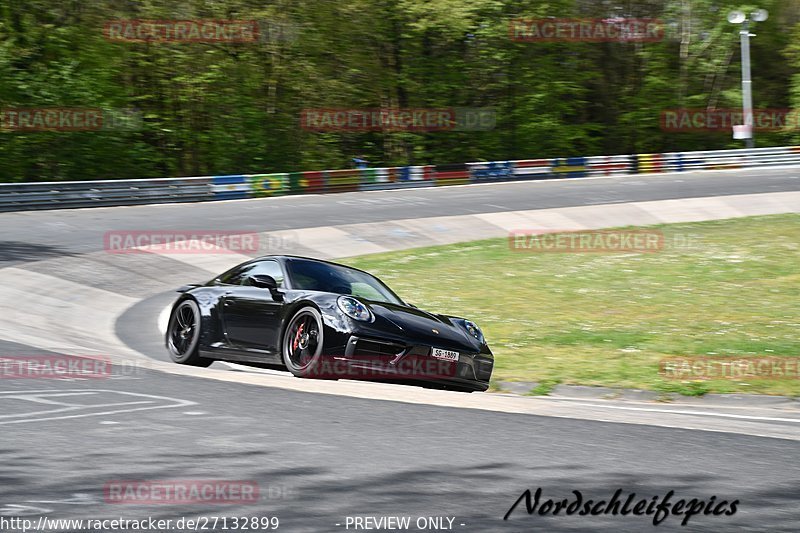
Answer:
xmin=2 ymin=168 xmax=800 ymax=532
xmin=3 ymin=166 xmax=800 ymax=258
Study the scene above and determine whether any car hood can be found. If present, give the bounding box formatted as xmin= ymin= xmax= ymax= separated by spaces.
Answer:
xmin=365 ymin=301 xmax=479 ymax=351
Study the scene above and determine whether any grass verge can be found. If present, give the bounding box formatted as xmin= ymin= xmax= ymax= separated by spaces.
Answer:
xmin=344 ymin=214 xmax=800 ymax=396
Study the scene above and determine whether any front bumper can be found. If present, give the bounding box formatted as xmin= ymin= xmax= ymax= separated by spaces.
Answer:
xmin=328 ymin=335 xmax=493 ymax=391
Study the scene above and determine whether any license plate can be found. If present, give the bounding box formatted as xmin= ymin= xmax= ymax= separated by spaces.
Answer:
xmin=431 ymin=348 xmax=459 ymax=362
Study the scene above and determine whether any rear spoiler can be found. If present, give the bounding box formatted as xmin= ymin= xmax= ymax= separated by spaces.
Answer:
xmin=176 ymin=283 xmax=202 ymax=293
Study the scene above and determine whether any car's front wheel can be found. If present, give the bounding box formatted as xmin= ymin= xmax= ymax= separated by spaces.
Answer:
xmin=282 ymin=306 xmax=325 ymax=378
xmin=166 ymin=299 xmax=213 ymax=367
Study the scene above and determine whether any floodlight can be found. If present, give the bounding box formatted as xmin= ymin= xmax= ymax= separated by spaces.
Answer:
xmin=727 ymin=10 xmax=746 ymax=23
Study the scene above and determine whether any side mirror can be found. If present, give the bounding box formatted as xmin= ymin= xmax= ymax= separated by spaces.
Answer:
xmin=248 ymin=274 xmax=278 ymax=290
xmin=248 ymin=274 xmax=284 ymax=301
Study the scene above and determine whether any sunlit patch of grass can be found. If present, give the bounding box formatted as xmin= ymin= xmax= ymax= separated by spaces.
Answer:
xmin=527 ymin=379 xmax=560 ymax=396
xmin=345 ymin=214 xmax=800 ymax=396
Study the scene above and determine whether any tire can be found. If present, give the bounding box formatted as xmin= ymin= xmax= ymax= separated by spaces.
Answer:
xmin=281 ymin=306 xmax=325 ymax=378
xmin=166 ymin=299 xmax=213 ymax=367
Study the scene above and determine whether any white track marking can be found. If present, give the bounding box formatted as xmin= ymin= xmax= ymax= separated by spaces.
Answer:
xmin=0 ymin=389 xmax=195 ymax=425
xmin=545 ymin=400 xmax=800 ymax=424
xmin=221 ymin=362 xmax=287 ymax=376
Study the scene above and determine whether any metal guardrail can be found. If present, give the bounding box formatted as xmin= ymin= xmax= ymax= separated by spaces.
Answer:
xmin=0 ymin=177 xmax=213 ymax=211
xmin=2 ymin=146 xmax=800 ymax=212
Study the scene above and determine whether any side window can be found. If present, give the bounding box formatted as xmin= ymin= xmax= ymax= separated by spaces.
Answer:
xmin=218 ymin=261 xmax=284 ymax=287
xmin=218 ymin=264 xmax=253 ymax=285
xmin=241 ymin=260 xmax=285 ymax=287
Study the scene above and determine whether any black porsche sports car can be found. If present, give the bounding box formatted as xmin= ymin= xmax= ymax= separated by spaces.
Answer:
xmin=166 ymin=255 xmax=493 ymax=392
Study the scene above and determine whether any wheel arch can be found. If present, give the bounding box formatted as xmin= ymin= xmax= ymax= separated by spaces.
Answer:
xmin=277 ymin=299 xmax=324 ymax=350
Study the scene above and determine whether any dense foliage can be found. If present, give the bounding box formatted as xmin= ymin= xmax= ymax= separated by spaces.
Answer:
xmin=0 ymin=0 xmax=798 ymax=182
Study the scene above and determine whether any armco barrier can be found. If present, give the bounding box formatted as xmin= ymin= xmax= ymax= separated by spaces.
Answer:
xmin=0 ymin=176 xmax=213 ymax=210
xmin=3 ymin=145 xmax=800 ymax=211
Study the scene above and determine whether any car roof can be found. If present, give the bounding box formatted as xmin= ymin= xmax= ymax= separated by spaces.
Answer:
xmin=235 ymin=255 xmax=404 ymax=304
xmin=252 ymin=255 xmax=375 ymax=277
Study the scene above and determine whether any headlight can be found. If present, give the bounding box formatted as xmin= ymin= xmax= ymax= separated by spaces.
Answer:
xmin=462 ymin=320 xmax=484 ymax=342
xmin=337 ymin=296 xmax=372 ymax=321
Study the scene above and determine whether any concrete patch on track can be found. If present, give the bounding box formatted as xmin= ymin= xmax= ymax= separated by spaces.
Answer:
xmin=0 ymin=268 xmax=142 ymax=359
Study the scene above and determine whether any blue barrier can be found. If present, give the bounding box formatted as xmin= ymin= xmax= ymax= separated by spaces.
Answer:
xmin=211 ymin=175 xmax=250 ymax=200
xmin=470 ymin=161 xmax=515 ymax=180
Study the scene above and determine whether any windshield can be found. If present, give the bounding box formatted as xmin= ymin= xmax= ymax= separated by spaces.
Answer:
xmin=285 ymin=259 xmax=403 ymax=305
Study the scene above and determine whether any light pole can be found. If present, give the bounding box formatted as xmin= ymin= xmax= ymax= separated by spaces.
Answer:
xmin=728 ymin=9 xmax=768 ymax=149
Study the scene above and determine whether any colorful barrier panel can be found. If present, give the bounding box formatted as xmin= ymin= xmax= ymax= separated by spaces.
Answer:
xmin=659 ymin=153 xmax=703 ymax=172
xmin=211 ymin=175 xmax=250 ymax=200
xmin=361 ymin=166 xmax=435 ymax=190
xmin=326 ymin=169 xmax=361 ymax=193
xmin=512 ymin=159 xmax=552 ymax=179
xmin=249 ymin=173 xmax=288 ymax=197
xmin=359 ymin=168 xmax=388 ymax=191
xmin=469 ymin=161 xmax=515 ymax=181
xmin=435 ymin=162 xmax=471 ymax=186
xmin=287 ymin=172 xmax=305 ymax=194
xmin=637 ymin=154 xmax=664 ymax=173
xmin=303 ymin=171 xmax=327 ymax=193
xmin=551 ymin=157 xmax=588 ymax=178
xmin=359 ymin=168 xmax=380 ymax=189
xmin=386 ymin=167 xmax=405 ymax=182
xmin=286 ymin=171 xmax=326 ymax=194
xmin=586 ymin=155 xmax=631 ymax=176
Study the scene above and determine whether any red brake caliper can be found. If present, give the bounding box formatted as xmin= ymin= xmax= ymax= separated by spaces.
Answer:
xmin=292 ymin=323 xmax=305 ymax=351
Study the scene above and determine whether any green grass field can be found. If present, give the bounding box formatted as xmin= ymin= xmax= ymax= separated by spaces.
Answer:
xmin=344 ymin=214 xmax=800 ymax=396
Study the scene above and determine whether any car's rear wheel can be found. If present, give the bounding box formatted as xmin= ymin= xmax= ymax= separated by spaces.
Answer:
xmin=282 ymin=307 xmax=324 ymax=378
xmin=166 ymin=299 xmax=213 ymax=367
